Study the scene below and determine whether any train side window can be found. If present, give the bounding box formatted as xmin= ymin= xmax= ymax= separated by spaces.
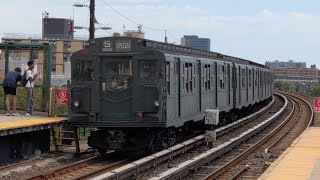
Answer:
xmin=242 ymin=69 xmax=245 ymax=88
xmin=166 ymin=62 xmax=170 ymax=94
xmin=193 ymin=65 xmax=196 ymax=88
xmin=104 ymin=59 xmax=132 ymax=90
xmin=255 ymin=70 xmax=258 ymax=86
xmin=246 ymin=68 xmax=248 ymax=87
xmin=189 ymin=63 xmax=193 ymax=92
xmin=185 ymin=63 xmax=189 ymax=92
xmin=139 ymin=61 xmax=157 ymax=81
xmin=249 ymin=69 xmax=252 ymax=87
xmin=76 ymin=60 xmax=95 ymax=81
xmin=203 ymin=64 xmax=211 ymax=91
xmin=185 ymin=63 xmax=193 ymax=93
xmin=208 ymin=65 xmax=210 ymax=90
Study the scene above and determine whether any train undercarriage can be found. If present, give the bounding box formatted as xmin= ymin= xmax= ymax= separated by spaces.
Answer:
xmin=88 ymin=98 xmax=272 ymax=156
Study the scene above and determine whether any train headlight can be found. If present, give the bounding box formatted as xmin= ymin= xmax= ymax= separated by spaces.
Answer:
xmin=74 ymin=101 xmax=80 ymax=108
xmin=154 ymin=100 xmax=160 ymax=107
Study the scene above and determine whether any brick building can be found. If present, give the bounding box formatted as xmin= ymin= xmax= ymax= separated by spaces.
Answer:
xmin=0 ymin=34 xmax=88 ymax=75
xmin=266 ymin=60 xmax=318 ymax=77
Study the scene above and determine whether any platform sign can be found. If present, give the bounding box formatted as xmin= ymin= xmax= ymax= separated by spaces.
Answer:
xmin=314 ymin=98 xmax=320 ymax=112
xmin=56 ymin=90 xmax=68 ymax=104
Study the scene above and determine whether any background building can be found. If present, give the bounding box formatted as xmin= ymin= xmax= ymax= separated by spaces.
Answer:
xmin=122 ymin=25 xmax=145 ymax=38
xmin=181 ymin=35 xmax=210 ymax=51
xmin=266 ymin=60 xmax=319 ymax=93
xmin=0 ymin=14 xmax=88 ymax=84
xmin=265 ymin=60 xmax=306 ymax=69
xmin=123 ymin=30 xmax=144 ymax=38
xmin=1 ymin=33 xmax=87 ymax=75
xmin=266 ymin=60 xmax=317 ymax=77
xmin=42 ymin=12 xmax=74 ymax=39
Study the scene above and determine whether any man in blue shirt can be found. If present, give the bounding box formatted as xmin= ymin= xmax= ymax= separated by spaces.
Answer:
xmin=2 ymin=68 xmax=22 ymax=116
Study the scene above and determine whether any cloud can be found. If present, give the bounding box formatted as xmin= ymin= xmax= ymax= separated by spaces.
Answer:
xmin=0 ymin=1 xmax=319 ymax=67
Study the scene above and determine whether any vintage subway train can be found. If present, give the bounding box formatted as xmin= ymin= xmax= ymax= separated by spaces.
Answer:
xmin=68 ymin=37 xmax=273 ymax=154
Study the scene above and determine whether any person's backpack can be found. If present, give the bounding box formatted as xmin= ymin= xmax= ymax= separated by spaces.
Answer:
xmin=21 ymin=71 xmax=28 ymax=86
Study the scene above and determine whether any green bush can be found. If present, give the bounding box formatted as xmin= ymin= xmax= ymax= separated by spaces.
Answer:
xmin=55 ymin=103 xmax=68 ymax=116
xmin=0 ymin=86 xmax=43 ymax=110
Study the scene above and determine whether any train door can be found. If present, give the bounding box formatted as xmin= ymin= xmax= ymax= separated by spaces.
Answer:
xmin=246 ymin=67 xmax=249 ymax=102
xmin=227 ymin=64 xmax=231 ymax=106
xmin=99 ymin=57 xmax=133 ymax=120
xmin=232 ymin=64 xmax=237 ymax=108
xmin=252 ymin=68 xmax=255 ymax=100
xmin=175 ymin=57 xmax=181 ymax=118
xmin=198 ymin=60 xmax=202 ymax=112
xmin=166 ymin=60 xmax=176 ymax=121
xmin=239 ymin=66 xmax=241 ymax=104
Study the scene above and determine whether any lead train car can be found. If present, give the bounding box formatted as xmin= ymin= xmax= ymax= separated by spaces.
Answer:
xmin=68 ymin=37 xmax=273 ymax=153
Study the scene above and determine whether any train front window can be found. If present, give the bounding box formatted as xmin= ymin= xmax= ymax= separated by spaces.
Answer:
xmin=105 ymin=59 xmax=132 ymax=91
xmin=76 ymin=60 xmax=95 ymax=81
xmin=139 ymin=61 xmax=157 ymax=81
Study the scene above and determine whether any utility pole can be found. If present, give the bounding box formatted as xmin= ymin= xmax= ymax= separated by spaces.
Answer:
xmin=165 ymin=30 xmax=168 ymax=43
xmin=89 ymin=0 xmax=95 ymax=40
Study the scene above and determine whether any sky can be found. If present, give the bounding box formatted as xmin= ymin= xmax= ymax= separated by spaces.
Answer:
xmin=0 ymin=0 xmax=319 ymax=67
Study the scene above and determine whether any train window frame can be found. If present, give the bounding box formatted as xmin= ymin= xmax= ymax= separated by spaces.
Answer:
xmin=255 ymin=70 xmax=258 ymax=86
xmin=166 ymin=62 xmax=170 ymax=95
xmin=75 ymin=59 xmax=95 ymax=82
xmin=103 ymin=58 xmax=133 ymax=91
xmin=249 ymin=69 xmax=252 ymax=87
xmin=242 ymin=68 xmax=245 ymax=88
xmin=220 ymin=65 xmax=225 ymax=90
xmin=204 ymin=64 xmax=211 ymax=91
xmin=139 ymin=61 xmax=157 ymax=82
xmin=184 ymin=63 xmax=193 ymax=93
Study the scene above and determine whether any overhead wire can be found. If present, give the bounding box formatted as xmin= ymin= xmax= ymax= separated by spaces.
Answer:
xmin=101 ymin=0 xmax=179 ymax=40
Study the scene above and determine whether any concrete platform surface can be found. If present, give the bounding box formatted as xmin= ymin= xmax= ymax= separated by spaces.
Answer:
xmin=0 ymin=111 xmax=67 ymax=136
xmin=259 ymin=127 xmax=320 ymax=180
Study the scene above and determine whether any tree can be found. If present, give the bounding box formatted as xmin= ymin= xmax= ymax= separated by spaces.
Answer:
xmin=274 ymin=81 xmax=283 ymax=90
xmin=283 ymin=81 xmax=291 ymax=92
xmin=310 ymin=86 xmax=320 ymax=97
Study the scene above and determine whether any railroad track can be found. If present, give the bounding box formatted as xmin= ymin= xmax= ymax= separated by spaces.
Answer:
xmin=201 ymin=92 xmax=313 ymax=180
xmin=86 ymin=95 xmax=284 ymax=180
xmin=23 ymin=95 xmax=283 ymax=180
xmin=26 ymin=156 xmax=128 ymax=180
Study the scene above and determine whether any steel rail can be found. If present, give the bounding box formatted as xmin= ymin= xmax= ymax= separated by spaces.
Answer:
xmin=91 ymin=96 xmax=278 ymax=180
xmin=147 ymin=93 xmax=287 ymax=180
xmin=265 ymin=96 xmax=301 ymax=153
xmin=230 ymin=165 xmax=249 ymax=180
xmin=202 ymin=92 xmax=313 ymax=180
xmin=27 ymin=156 xmax=101 ymax=180
xmin=278 ymin=91 xmax=314 ymax=127
xmin=77 ymin=160 xmax=129 ymax=180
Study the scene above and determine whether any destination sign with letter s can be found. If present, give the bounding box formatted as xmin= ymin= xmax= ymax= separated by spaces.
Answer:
xmin=101 ymin=39 xmax=131 ymax=52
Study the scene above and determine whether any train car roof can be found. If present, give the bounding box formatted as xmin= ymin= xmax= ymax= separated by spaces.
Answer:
xmin=93 ymin=37 xmax=268 ymax=69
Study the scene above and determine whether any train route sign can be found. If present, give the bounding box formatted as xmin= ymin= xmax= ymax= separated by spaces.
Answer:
xmin=314 ymin=98 xmax=320 ymax=112
xmin=56 ymin=90 xmax=68 ymax=104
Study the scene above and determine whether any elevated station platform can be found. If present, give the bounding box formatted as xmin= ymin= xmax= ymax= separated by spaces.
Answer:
xmin=260 ymin=127 xmax=320 ymax=180
xmin=0 ymin=112 xmax=67 ymax=163
xmin=0 ymin=112 xmax=66 ymax=136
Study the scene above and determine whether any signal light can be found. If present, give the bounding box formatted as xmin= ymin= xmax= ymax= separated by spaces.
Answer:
xmin=137 ymin=113 xmax=142 ymax=118
xmin=80 ymin=50 xmax=89 ymax=55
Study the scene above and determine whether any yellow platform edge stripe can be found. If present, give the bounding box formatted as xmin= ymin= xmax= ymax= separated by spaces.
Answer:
xmin=259 ymin=127 xmax=320 ymax=180
xmin=0 ymin=117 xmax=67 ymax=130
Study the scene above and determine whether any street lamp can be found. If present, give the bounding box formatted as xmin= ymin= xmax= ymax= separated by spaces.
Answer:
xmin=73 ymin=3 xmax=89 ymax=26
xmin=73 ymin=3 xmax=89 ymax=8
xmin=74 ymin=26 xmax=112 ymax=36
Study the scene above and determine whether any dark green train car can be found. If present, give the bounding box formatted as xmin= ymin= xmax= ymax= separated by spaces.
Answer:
xmin=69 ymin=37 xmax=273 ymax=153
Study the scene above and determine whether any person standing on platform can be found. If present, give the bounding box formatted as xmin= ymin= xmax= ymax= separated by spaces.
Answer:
xmin=2 ymin=67 xmax=22 ymax=116
xmin=25 ymin=61 xmax=40 ymax=117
